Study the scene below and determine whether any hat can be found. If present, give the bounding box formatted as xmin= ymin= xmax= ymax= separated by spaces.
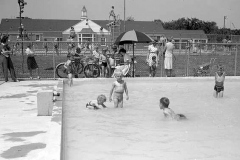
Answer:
xmin=153 ymin=40 xmax=158 ymax=44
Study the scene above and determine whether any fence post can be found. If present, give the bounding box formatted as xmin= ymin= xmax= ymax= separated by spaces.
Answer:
xmin=53 ymin=42 xmax=56 ymax=79
xmin=234 ymin=44 xmax=238 ymax=76
xmin=184 ymin=47 xmax=187 ymax=76
xmin=186 ymin=46 xmax=190 ymax=77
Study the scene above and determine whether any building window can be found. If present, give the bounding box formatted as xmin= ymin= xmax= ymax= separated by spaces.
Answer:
xmin=82 ymin=34 xmax=93 ymax=42
xmin=57 ymin=38 xmax=62 ymax=41
xmin=36 ymin=35 xmax=40 ymax=41
xmin=79 ymin=34 xmax=96 ymax=47
xmin=100 ymin=37 xmax=106 ymax=46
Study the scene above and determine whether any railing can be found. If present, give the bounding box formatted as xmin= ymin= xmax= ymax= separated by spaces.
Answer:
xmin=0 ymin=41 xmax=239 ymax=79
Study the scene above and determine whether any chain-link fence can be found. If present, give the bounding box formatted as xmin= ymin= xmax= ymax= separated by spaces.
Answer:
xmin=0 ymin=41 xmax=239 ymax=80
xmin=206 ymin=34 xmax=240 ymax=43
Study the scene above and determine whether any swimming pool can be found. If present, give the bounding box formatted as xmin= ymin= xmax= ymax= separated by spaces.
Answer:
xmin=62 ymin=77 xmax=240 ymax=160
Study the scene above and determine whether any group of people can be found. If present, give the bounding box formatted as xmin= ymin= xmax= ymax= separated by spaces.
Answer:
xmin=85 ymin=68 xmax=186 ymax=121
xmin=64 ymin=44 xmax=132 ymax=86
xmin=0 ymin=35 xmax=41 ymax=82
xmin=147 ymin=36 xmax=176 ymax=77
xmin=86 ymin=69 xmax=129 ymax=109
xmin=85 ymin=63 xmax=226 ymax=121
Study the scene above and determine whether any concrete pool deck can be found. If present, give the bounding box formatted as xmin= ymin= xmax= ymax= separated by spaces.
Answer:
xmin=0 ymin=77 xmax=240 ymax=160
xmin=0 ymin=80 xmax=63 ymax=160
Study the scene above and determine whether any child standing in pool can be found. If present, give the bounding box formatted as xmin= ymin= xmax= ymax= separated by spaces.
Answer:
xmin=214 ymin=64 xmax=226 ymax=98
xmin=159 ymin=97 xmax=186 ymax=120
xmin=109 ymin=70 xmax=129 ymax=108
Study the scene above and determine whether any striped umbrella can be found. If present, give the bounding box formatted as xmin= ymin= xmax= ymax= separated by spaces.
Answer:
xmin=115 ymin=30 xmax=154 ymax=45
xmin=114 ymin=30 xmax=154 ymax=77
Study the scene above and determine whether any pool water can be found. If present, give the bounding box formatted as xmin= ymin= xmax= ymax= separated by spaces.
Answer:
xmin=62 ymin=77 xmax=240 ymax=160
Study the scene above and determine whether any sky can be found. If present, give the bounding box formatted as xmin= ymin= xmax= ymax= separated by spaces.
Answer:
xmin=0 ymin=0 xmax=240 ymax=29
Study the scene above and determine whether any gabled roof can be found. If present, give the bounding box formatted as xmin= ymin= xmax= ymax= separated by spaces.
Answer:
xmin=93 ymin=20 xmax=164 ymax=33
xmin=0 ymin=18 xmax=79 ymax=32
xmin=0 ymin=18 xmax=164 ymax=35
xmin=159 ymin=30 xmax=207 ymax=39
xmin=0 ymin=18 xmax=206 ymax=39
xmin=62 ymin=19 xmax=109 ymax=34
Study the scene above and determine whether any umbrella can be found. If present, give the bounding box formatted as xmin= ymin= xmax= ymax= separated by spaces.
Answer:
xmin=114 ymin=30 xmax=154 ymax=77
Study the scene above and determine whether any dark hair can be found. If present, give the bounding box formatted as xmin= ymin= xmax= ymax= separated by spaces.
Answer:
xmin=1 ymin=35 xmax=9 ymax=44
xmin=160 ymin=97 xmax=170 ymax=108
xmin=152 ymin=56 xmax=156 ymax=60
xmin=119 ymin=48 xmax=126 ymax=53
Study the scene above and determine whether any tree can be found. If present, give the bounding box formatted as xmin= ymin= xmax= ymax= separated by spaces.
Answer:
xmin=162 ymin=17 xmax=218 ymax=34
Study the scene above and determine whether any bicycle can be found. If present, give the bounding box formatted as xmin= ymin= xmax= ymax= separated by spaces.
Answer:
xmin=55 ymin=55 xmax=101 ymax=78
xmin=83 ymin=56 xmax=101 ymax=78
xmin=55 ymin=56 xmax=84 ymax=78
xmin=193 ymin=58 xmax=217 ymax=77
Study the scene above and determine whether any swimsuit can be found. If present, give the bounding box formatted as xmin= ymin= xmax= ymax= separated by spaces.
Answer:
xmin=214 ymin=85 xmax=224 ymax=92
xmin=214 ymin=72 xmax=225 ymax=92
xmin=86 ymin=100 xmax=99 ymax=109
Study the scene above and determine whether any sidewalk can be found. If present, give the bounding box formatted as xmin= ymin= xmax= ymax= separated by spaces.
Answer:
xmin=0 ymin=80 xmax=63 ymax=160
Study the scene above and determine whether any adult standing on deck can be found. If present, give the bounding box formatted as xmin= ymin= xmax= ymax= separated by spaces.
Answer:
xmin=0 ymin=35 xmax=19 ymax=82
xmin=147 ymin=40 xmax=159 ymax=77
xmin=164 ymin=38 xmax=175 ymax=77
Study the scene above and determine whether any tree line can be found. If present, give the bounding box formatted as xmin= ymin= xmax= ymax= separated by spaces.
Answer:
xmin=154 ymin=17 xmax=240 ymax=35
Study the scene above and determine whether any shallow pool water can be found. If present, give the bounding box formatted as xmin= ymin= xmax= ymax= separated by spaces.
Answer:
xmin=62 ymin=77 xmax=240 ymax=160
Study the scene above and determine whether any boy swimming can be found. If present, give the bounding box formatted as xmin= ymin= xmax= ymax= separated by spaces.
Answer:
xmin=159 ymin=97 xmax=186 ymax=121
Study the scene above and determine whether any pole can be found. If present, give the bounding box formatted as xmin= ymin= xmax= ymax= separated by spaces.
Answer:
xmin=19 ymin=6 xmax=24 ymax=73
xmin=132 ymin=43 xmax=135 ymax=77
xmin=223 ymin=16 xmax=226 ymax=29
xmin=187 ymin=48 xmax=189 ymax=77
xmin=53 ymin=42 xmax=56 ymax=79
xmin=124 ymin=0 xmax=126 ymax=32
xmin=234 ymin=44 xmax=238 ymax=76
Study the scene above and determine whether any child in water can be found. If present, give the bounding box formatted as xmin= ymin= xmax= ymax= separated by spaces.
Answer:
xmin=86 ymin=94 xmax=107 ymax=110
xmin=214 ymin=64 xmax=226 ymax=98
xmin=159 ymin=97 xmax=186 ymax=120
xmin=109 ymin=69 xmax=129 ymax=108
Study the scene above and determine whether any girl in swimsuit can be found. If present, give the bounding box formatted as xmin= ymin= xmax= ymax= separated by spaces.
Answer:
xmin=109 ymin=69 xmax=129 ymax=108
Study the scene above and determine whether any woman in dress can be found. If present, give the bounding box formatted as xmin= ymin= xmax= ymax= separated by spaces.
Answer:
xmin=164 ymin=38 xmax=175 ymax=77
xmin=146 ymin=40 xmax=159 ymax=77
xmin=26 ymin=44 xmax=40 ymax=79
